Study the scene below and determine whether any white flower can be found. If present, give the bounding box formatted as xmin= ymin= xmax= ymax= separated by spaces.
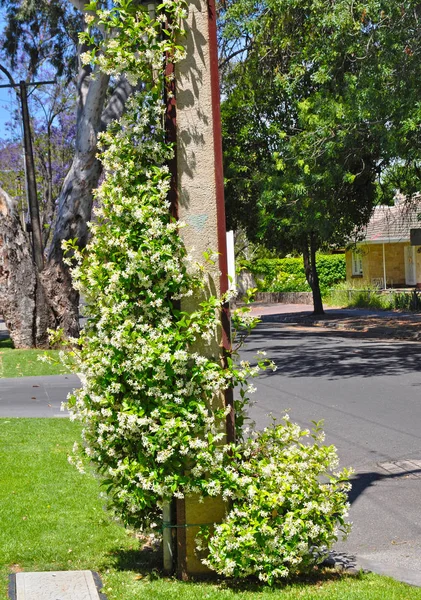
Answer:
xmin=156 ymin=448 xmax=174 ymax=463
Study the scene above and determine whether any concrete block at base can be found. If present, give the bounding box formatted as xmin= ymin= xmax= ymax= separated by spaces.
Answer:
xmin=12 ymin=571 xmax=103 ymax=600
xmin=177 ymin=495 xmax=226 ymax=578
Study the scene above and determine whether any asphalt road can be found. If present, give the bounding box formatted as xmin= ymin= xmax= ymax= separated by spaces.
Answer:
xmin=243 ymin=322 xmax=421 ymax=585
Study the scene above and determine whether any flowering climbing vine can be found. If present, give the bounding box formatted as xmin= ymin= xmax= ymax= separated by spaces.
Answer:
xmin=63 ymin=0 xmax=352 ymax=583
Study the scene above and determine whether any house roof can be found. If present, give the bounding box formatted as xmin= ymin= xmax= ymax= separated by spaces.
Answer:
xmin=361 ymin=195 xmax=421 ymax=243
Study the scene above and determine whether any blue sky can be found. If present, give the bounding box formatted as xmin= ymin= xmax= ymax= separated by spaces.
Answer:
xmin=0 ymin=85 xmax=18 ymax=138
xmin=0 ymin=10 xmax=17 ymax=139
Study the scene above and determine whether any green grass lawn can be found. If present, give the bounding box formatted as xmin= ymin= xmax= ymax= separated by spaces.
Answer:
xmin=0 ymin=339 xmax=71 ymax=378
xmin=1 ymin=419 xmax=421 ymax=599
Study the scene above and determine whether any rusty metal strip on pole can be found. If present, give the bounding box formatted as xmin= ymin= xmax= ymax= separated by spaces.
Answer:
xmin=207 ymin=0 xmax=235 ymax=444
xmin=165 ymin=59 xmax=178 ymax=220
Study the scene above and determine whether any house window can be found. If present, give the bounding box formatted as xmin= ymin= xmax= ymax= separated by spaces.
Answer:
xmin=351 ymin=251 xmax=363 ymax=276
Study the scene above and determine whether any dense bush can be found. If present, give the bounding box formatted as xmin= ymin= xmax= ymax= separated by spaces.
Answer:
xmin=240 ymin=258 xmax=285 ymax=283
xmin=316 ymin=255 xmax=346 ymax=292
xmin=240 ymin=255 xmax=345 ymax=295
xmin=270 ymin=271 xmax=310 ymax=293
xmin=63 ymin=0 xmax=351 ymax=584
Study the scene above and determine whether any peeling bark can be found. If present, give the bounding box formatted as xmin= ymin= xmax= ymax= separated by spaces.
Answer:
xmin=43 ymin=73 xmax=135 ymax=338
xmin=43 ymin=148 xmax=104 ymax=337
xmin=0 ymin=188 xmax=53 ymax=348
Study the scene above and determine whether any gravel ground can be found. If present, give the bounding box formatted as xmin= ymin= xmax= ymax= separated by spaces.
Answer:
xmin=250 ymin=303 xmax=421 ymax=341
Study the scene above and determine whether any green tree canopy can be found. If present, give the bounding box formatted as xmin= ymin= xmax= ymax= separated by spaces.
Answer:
xmin=0 ymin=0 xmax=82 ymax=80
xmin=221 ymin=0 xmax=421 ymax=312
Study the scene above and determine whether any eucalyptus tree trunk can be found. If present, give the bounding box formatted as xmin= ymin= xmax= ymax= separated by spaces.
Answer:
xmin=41 ymin=69 xmax=135 ymax=339
xmin=0 ymin=189 xmax=53 ymax=348
xmin=303 ymin=233 xmax=324 ymax=315
xmin=41 ymin=66 xmax=110 ymax=338
xmin=0 ymin=1 xmax=137 ymax=347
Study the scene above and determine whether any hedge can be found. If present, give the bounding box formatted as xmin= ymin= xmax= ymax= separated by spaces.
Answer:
xmin=239 ymin=254 xmax=346 ymax=295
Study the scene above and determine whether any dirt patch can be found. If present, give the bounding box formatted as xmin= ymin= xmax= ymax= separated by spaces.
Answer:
xmin=313 ymin=316 xmax=421 ymax=340
xmin=254 ymin=305 xmax=421 ymax=341
xmin=301 ymin=315 xmax=421 ymax=341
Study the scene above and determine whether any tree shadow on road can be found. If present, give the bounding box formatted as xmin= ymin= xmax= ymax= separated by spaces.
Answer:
xmin=242 ymin=324 xmax=421 ymax=380
xmin=347 ymin=467 xmax=421 ymax=542
xmin=349 ymin=468 xmax=421 ymax=504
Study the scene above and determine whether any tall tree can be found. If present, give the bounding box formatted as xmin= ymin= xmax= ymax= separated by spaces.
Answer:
xmin=0 ymin=0 xmax=136 ymax=345
xmin=0 ymin=187 xmax=51 ymax=347
xmin=221 ymin=0 xmax=421 ymax=313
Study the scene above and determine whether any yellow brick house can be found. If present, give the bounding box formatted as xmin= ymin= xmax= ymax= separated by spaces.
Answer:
xmin=345 ymin=196 xmax=421 ymax=289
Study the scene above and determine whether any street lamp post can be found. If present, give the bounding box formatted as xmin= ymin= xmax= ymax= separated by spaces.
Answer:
xmin=0 ymin=78 xmax=55 ymax=271
xmin=19 ymin=80 xmax=44 ymax=272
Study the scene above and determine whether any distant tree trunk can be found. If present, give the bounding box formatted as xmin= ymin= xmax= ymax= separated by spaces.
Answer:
xmin=303 ymin=233 xmax=324 ymax=315
xmin=41 ymin=71 xmax=135 ymax=340
xmin=40 ymin=66 xmax=109 ymax=338
xmin=0 ymin=189 xmax=53 ymax=348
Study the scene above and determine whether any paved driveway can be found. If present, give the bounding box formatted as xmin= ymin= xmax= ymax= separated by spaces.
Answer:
xmin=0 ymin=374 xmax=79 ymax=417
xmin=242 ymin=314 xmax=421 ymax=585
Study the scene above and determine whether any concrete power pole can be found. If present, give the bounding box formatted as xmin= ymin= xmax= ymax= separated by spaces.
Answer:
xmin=171 ymin=0 xmax=233 ymax=578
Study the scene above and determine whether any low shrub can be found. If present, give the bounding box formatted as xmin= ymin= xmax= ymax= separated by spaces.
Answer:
xmin=327 ymin=284 xmax=390 ymax=309
xmin=390 ymin=290 xmax=421 ymax=311
xmin=349 ymin=291 xmax=389 ymax=310
xmin=392 ymin=292 xmax=411 ymax=310
xmin=325 ymin=284 xmax=354 ymax=307
xmin=198 ymin=417 xmax=352 ymax=584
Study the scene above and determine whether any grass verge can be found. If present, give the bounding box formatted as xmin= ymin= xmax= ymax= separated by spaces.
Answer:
xmin=0 ymin=339 xmax=71 ymax=378
xmin=1 ymin=419 xmax=421 ymax=600
xmin=325 ymin=284 xmax=421 ymax=312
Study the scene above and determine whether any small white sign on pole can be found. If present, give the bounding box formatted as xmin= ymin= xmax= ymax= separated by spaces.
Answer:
xmin=226 ymin=230 xmax=236 ymax=292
